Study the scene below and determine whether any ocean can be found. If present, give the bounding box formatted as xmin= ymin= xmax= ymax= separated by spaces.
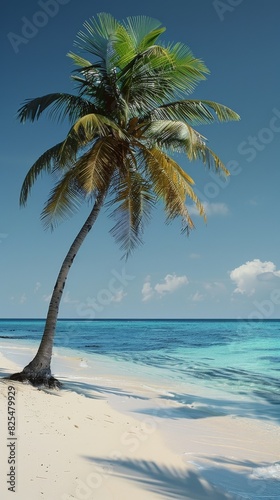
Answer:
xmin=0 ymin=318 xmax=279 ymax=408
xmin=1 ymin=318 xmax=280 ymax=498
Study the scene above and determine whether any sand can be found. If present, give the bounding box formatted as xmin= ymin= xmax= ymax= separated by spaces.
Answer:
xmin=0 ymin=344 xmax=279 ymax=500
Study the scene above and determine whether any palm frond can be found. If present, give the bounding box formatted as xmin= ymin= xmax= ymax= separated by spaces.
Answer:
xmin=42 ymin=138 xmax=122 ymax=229
xmin=144 ymin=120 xmax=194 ymax=144
xmin=111 ymin=25 xmax=137 ymax=68
xmin=109 ymin=165 xmax=155 ymax=258
xmin=70 ymin=65 xmax=114 ymax=109
xmin=190 ymin=144 xmax=229 ymax=175
xmin=73 ymin=113 xmax=125 ymax=138
xmin=120 ymin=16 xmax=165 ymax=61
xmin=144 ymin=120 xmax=229 ymax=176
xmin=110 ymin=16 xmax=165 ymax=69
xmin=149 ymin=100 xmax=240 ymax=125
xmin=67 ymin=52 xmax=93 ymax=68
xmin=143 ymin=120 xmax=207 ymax=160
xmin=118 ymin=45 xmax=175 ymax=108
xmin=124 ymin=16 xmax=163 ymax=49
xmin=143 ymin=147 xmax=205 ymax=232
xmin=73 ymin=137 xmax=120 ymax=194
xmin=163 ymin=42 xmax=209 ymax=95
xmin=196 ymin=100 xmax=240 ymax=122
xmin=121 ymin=42 xmax=208 ymax=105
xmin=58 ymin=113 xmax=126 ymax=167
xmin=20 ymin=141 xmax=64 ymax=206
xmin=17 ymin=94 xmax=95 ymax=124
xmin=41 ymin=169 xmax=85 ymax=230
xmin=74 ymin=12 xmax=120 ymax=66
xmin=138 ymin=27 xmax=166 ymax=52
xmin=118 ymin=43 xmax=208 ymax=112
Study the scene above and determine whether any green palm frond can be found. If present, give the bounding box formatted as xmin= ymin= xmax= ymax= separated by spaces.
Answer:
xmin=18 ymin=94 xmax=95 ymax=124
xmin=149 ymin=100 xmax=240 ymax=125
xmin=111 ymin=25 xmax=138 ymax=68
xmin=74 ymin=12 xmax=120 ymax=66
xmin=150 ymin=45 xmax=207 ymax=104
xmin=120 ymin=42 xmax=208 ymax=107
xmin=109 ymin=166 xmax=155 ymax=258
xmin=137 ymin=27 xmax=166 ymax=52
xmin=144 ymin=147 xmax=205 ymax=232
xmin=197 ymin=100 xmax=240 ymax=122
xmin=67 ymin=52 xmax=93 ymax=68
xmin=161 ymin=42 xmax=209 ymax=96
xmin=113 ymin=16 xmax=165 ymax=68
xmin=20 ymin=141 xmax=65 ymax=206
xmin=118 ymin=45 xmax=174 ymax=106
xmin=118 ymin=44 xmax=208 ymax=112
xmin=124 ymin=16 xmax=164 ymax=50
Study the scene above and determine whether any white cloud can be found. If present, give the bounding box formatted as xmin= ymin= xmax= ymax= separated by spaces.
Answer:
xmin=111 ymin=289 xmax=127 ymax=303
xmin=34 ymin=282 xmax=41 ymax=293
xmin=155 ymin=274 xmax=188 ymax=296
xmin=204 ymin=202 xmax=229 ymax=216
xmin=142 ymin=276 xmax=154 ymax=302
xmin=190 ymin=282 xmax=225 ymax=303
xmin=189 ymin=253 xmax=201 ymax=259
xmin=204 ymin=281 xmax=226 ymax=293
xmin=19 ymin=293 xmax=27 ymax=304
xmin=43 ymin=294 xmax=51 ymax=303
xmin=188 ymin=202 xmax=229 ymax=216
xmin=230 ymin=259 xmax=280 ymax=296
xmin=192 ymin=291 xmax=204 ymax=302
xmin=142 ymin=274 xmax=188 ymax=301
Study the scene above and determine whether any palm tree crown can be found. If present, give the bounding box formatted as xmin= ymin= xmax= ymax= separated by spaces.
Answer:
xmin=19 ymin=13 xmax=239 ymax=258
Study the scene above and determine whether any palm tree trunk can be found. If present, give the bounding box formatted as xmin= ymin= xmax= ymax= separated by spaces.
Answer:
xmin=10 ymin=191 xmax=106 ymax=388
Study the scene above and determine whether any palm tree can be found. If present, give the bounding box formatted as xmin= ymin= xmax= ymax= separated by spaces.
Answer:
xmin=10 ymin=13 xmax=239 ymax=388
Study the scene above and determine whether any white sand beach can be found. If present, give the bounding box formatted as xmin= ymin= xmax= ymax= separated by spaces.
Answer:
xmin=0 ymin=344 xmax=279 ymax=500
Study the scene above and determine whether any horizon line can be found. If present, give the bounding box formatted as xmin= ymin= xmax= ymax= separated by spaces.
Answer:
xmin=0 ymin=317 xmax=279 ymax=321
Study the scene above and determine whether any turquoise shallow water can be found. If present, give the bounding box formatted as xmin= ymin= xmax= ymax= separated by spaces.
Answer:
xmin=0 ymin=319 xmax=279 ymax=404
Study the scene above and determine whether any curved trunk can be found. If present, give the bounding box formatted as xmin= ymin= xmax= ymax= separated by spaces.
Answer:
xmin=10 ymin=191 xmax=106 ymax=388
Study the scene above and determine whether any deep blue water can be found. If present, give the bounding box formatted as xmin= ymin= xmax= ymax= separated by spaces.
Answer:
xmin=0 ymin=319 xmax=279 ymax=402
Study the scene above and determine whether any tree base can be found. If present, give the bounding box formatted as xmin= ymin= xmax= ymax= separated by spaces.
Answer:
xmin=9 ymin=371 xmax=62 ymax=389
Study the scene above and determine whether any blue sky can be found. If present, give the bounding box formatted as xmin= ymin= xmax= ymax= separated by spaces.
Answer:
xmin=1 ymin=0 xmax=280 ymax=319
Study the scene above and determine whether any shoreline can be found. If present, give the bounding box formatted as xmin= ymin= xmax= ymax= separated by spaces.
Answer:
xmin=0 ymin=343 xmax=279 ymax=499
